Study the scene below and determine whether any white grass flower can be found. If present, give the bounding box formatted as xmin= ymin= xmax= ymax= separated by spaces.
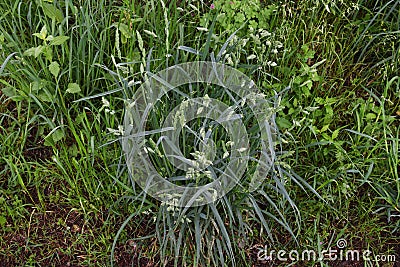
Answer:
xmin=191 ymin=151 xmax=213 ymax=167
xmin=197 ymin=107 xmax=204 ymax=115
xmin=189 ymin=4 xmax=199 ymax=11
xmin=199 ymin=127 xmax=206 ymax=139
xmin=247 ymin=54 xmax=257 ymax=60
xmin=128 ymin=80 xmax=141 ymax=87
xmin=259 ymin=29 xmax=272 ymax=37
xmin=241 ymin=38 xmax=249 ymax=46
xmin=275 ymin=41 xmax=283 ymax=48
xmin=107 ymin=125 xmax=124 ymax=136
xmin=223 ymin=151 xmax=229 ymax=159
xmin=167 ymin=205 xmax=174 ymax=212
xmin=203 ymin=94 xmax=211 ymax=107
xmin=196 ymin=27 xmax=208 ymax=32
xmin=144 ymin=30 xmax=158 ymax=38
xmin=186 ymin=168 xmax=195 ymax=179
xmin=226 ymin=141 xmax=234 ymax=146
xmin=101 ymin=97 xmax=110 ymax=107
xmin=105 ymin=109 xmax=115 ymax=115
xmin=306 ymin=106 xmax=319 ymax=111
xmin=226 ymin=55 xmax=234 ymax=65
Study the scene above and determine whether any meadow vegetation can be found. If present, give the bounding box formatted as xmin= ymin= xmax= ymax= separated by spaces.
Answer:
xmin=0 ymin=0 xmax=399 ymax=266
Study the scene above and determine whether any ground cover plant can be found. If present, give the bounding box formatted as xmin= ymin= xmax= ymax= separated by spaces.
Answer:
xmin=0 ymin=0 xmax=399 ymax=266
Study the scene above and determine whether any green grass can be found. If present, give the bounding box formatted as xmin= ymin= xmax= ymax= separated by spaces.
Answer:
xmin=0 ymin=0 xmax=399 ymax=266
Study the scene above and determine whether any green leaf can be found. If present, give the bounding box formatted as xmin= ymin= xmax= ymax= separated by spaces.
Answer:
xmin=321 ymin=124 xmax=330 ymax=132
xmin=37 ymin=91 xmax=53 ymax=102
xmin=1 ymin=86 xmax=17 ymax=98
xmin=34 ymin=46 xmax=44 ymax=57
xmin=301 ymin=44 xmax=315 ymax=60
xmin=66 ymin=83 xmax=81 ymax=94
xmin=68 ymin=143 xmax=79 ymax=157
xmin=49 ymin=36 xmax=69 ymax=46
xmin=0 ymin=215 xmax=6 ymax=227
xmin=31 ymin=80 xmax=48 ymax=92
xmin=118 ymin=23 xmax=131 ymax=38
xmin=42 ymin=3 xmax=64 ymax=23
xmin=49 ymin=61 xmax=60 ymax=78
xmin=325 ymin=105 xmax=333 ymax=116
xmin=366 ymin=113 xmax=377 ymax=120
xmin=52 ymin=128 xmax=65 ymax=143
xmin=33 ymin=25 xmax=47 ymax=40
xmin=321 ymin=133 xmax=331 ymax=141
xmin=276 ymin=117 xmax=292 ymax=129
xmin=44 ymin=128 xmax=65 ymax=146
xmin=24 ymin=46 xmax=44 ymax=57
xmin=332 ymin=129 xmax=339 ymax=140
xmin=43 ymin=46 xmax=53 ymax=62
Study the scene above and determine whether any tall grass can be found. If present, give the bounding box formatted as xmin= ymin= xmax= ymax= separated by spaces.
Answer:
xmin=0 ymin=0 xmax=399 ymax=266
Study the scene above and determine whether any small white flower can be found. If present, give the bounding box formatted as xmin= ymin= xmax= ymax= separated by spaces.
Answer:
xmin=144 ymin=30 xmax=158 ymax=38
xmin=247 ymin=54 xmax=257 ymax=60
xmin=226 ymin=56 xmax=234 ymax=65
xmin=203 ymin=94 xmax=211 ymax=107
xmin=272 ymin=49 xmax=278 ymax=54
xmin=128 ymin=80 xmax=141 ymax=87
xmin=167 ymin=205 xmax=174 ymax=212
xmin=189 ymin=4 xmax=198 ymax=11
xmin=241 ymin=38 xmax=249 ymax=46
xmin=118 ymin=125 xmax=124 ymax=133
xmin=107 ymin=125 xmax=124 ymax=136
xmin=223 ymin=151 xmax=229 ymax=159
xmin=293 ymin=120 xmax=301 ymax=127
xmin=101 ymin=97 xmax=110 ymax=107
xmin=260 ymin=30 xmax=272 ymax=37
xmin=275 ymin=41 xmax=283 ymax=48
xmin=305 ymin=106 xmax=319 ymax=111
xmin=265 ymin=40 xmax=272 ymax=46
xmin=197 ymin=107 xmax=204 ymax=115
xmin=196 ymin=27 xmax=208 ymax=32
xmin=199 ymin=127 xmax=206 ymax=139
xmin=146 ymin=147 xmax=155 ymax=154
xmin=226 ymin=141 xmax=234 ymax=146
